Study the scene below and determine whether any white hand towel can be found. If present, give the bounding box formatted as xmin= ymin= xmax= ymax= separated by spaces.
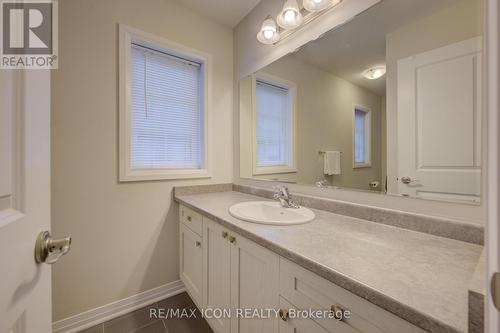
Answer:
xmin=324 ymin=151 xmax=341 ymax=176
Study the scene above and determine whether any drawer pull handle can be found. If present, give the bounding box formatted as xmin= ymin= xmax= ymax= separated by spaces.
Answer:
xmin=222 ymin=231 xmax=228 ymax=238
xmin=187 ymin=216 xmax=192 ymax=222
xmin=331 ymin=304 xmax=347 ymax=321
xmin=279 ymin=309 xmax=289 ymax=322
xmin=229 ymin=236 xmax=236 ymax=244
xmin=195 ymin=241 xmax=201 ymax=247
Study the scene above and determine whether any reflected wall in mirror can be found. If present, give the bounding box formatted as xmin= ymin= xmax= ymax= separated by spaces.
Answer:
xmin=239 ymin=0 xmax=484 ymax=204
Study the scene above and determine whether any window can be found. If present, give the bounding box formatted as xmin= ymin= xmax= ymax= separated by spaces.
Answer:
xmin=353 ymin=106 xmax=371 ymax=168
xmin=253 ymin=74 xmax=296 ymax=175
xmin=119 ymin=25 xmax=211 ymax=181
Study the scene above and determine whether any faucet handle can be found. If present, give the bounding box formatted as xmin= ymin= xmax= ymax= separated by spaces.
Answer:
xmin=272 ymin=185 xmax=283 ymax=196
xmin=273 ymin=185 xmax=288 ymax=194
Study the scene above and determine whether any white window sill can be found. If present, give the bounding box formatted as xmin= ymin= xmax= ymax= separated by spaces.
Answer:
xmin=353 ymin=163 xmax=371 ymax=169
xmin=120 ymin=168 xmax=211 ymax=182
xmin=253 ymin=166 xmax=298 ymax=175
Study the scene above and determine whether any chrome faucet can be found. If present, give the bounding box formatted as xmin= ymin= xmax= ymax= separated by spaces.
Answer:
xmin=273 ymin=186 xmax=300 ymax=209
xmin=316 ymin=180 xmax=329 ymax=188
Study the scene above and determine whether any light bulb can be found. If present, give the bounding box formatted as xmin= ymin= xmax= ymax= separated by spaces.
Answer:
xmin=284 ymin=9 xmax=296 ymax=23
xmin=257 ymin=16 xmax=280 ymax=44
xmin=263 ymin=29 xmax=274 ymax=39
xmin=314 ymin=0 xmax=322 ymax=3
xmin=277 ymin=0 xmax=302 ymax=29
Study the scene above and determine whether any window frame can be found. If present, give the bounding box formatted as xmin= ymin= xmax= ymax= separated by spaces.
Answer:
xmin=119 ymin=24 xmax=212 ymax=181
xmin=352 ymin=104 xmax=372 ymax=169
xmin=251 ymin=72 xmax=297 ymax=175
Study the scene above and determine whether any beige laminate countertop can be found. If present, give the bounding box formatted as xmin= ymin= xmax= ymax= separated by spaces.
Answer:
xmin=175 ymin=190 xmax=483 ymax=333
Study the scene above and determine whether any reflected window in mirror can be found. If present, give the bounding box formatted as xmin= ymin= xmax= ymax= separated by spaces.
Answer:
xmin=253 ymin=75 xmax=297 ymax=175
xmin=354 ymin=106 xmax=371 ymax=168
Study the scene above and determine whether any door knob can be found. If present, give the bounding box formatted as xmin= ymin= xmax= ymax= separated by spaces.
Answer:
xmin=491 ymin=272 xmax=500 ymax=311
xmin=400 ymin=176 xmax=418 ymax=184
xmin=35 ymin=231 xmax=72 ymax=264
xmin=279 ymin=309 xmax=289 ymax=322
xmin=331 ymin=304 xmax=347 ymax=321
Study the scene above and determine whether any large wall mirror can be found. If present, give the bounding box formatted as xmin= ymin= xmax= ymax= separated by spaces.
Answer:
xmin=239 ymin=0 xmax=484 ymax=204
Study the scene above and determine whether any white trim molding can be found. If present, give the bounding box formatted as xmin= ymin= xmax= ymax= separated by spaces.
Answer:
xmin=118 ymin=24 xmax=213 ymax=182
xmin=52 ymin=280 xmax=185 ymax=333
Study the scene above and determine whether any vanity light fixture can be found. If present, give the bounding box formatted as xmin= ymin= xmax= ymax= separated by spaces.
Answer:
xmin=257 ymin=0 xmax=342 ymax=44
xmin=362 ymin=65 xmax=386 ymax=80
xmin=257 ymin=16 xmax=281 ymax=44
xmin=277 ymin=0 xmax=303 ymax=30
xmin=303 ymin=0 xmax=340 ymax=12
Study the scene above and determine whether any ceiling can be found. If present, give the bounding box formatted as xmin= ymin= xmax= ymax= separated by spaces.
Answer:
xmin=291 ymin=0 xmax=460 ymax=96
xmin=174 ymin=0 xmax=262 ymax=28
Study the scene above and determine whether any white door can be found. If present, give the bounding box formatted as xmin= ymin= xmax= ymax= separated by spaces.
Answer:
xmin=230 ymin=233 xmax=279 ymax=333
xmin=203 ymin=218 xmax=231 ymax=333
xmin=397 ymin=37 xmax=482 ymax=203
xmin=0 ymin=70 xmax=52 ymax=332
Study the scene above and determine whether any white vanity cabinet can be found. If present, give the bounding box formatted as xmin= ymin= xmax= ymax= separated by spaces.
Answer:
xmin=179 ymin=204 xmax=427 ymax=333
xmin=203 ymin=217 xmax=280 ymax=333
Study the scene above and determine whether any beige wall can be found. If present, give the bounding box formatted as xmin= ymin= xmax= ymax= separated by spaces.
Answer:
xmin=51 ymin=0 xmax=233 ymax=321
xmin=385 ymin=0 xmax=484 ymax=193
xmin=240 ymin=55 xmax=383 ymax=191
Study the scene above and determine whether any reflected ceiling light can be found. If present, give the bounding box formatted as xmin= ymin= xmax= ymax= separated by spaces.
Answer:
xmin=362 ymin=65 xmax=386 ymax=80
xmin=256 ymin=16 xmax=281 ymax=44
xmin=303 ymin=0 xmax=340 ymax=12
xmin=277 ymin=0 xmax=303 ymax=30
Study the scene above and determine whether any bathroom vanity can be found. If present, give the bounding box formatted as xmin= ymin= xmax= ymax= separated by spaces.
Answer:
xmin=175 ymin=185 xmax=484 ymax=333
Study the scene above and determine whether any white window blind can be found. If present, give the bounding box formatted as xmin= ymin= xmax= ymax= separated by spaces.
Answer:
xmin=354 ymin=108 xmax=369 ymax=164
xmin=130 ymin=44 xmax=203 ymax=169
xmin=255 ymin=80 xmax=292 ymax=167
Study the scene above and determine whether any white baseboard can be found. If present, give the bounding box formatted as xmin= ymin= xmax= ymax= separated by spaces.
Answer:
xmin=52 ymin=280 xmax=185 ymax=333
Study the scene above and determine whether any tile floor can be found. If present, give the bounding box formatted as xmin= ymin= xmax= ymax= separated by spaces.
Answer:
xmin=78 ymin=292 xmax=213 ymax=333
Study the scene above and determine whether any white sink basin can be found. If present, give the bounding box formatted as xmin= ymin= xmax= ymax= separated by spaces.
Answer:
xmin=228 ymin=201 xmax=315 ymax=225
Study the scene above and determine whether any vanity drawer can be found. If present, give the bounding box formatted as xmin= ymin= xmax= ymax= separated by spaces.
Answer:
xmin=279 ymin=258 xmax=426 ymax=333
xmin=179 ymin=205 xmax=203 ymax=236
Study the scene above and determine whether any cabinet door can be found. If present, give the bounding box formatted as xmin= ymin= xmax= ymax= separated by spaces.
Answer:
xmin=278 ymin=297 xmax=329 ymax=333
xmin=203 ymin=218 xmax=231 ymax=333
xmin=179 ymin=223 xmax=203 ymax=307
xmin=230 ymin=234 xmax=280 ymax=333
